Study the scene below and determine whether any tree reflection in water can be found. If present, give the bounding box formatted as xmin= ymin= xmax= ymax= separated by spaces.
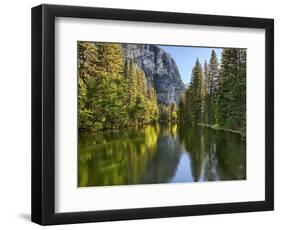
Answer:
xmin=78 ymin=123 xmax=246 ymax=187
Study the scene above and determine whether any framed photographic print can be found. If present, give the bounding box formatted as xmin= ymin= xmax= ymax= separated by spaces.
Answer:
xmin=31 ymin=4 xmax=274 ymax=225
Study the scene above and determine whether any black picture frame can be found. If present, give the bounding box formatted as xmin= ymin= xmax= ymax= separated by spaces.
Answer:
xmin=31 ymin=4 xmax=274 ymax=225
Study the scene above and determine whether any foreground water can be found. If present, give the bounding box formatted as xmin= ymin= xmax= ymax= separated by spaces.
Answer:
xmin=78 ymin=123 xmax=246 ymax=187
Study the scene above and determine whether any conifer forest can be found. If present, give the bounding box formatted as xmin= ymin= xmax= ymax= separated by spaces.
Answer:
xmin=78 ymin=42 xmax=246 ymax=187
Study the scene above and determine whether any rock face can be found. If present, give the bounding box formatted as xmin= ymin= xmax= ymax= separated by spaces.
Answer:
xmin=122 ymin=44 xmax=185 ymax=105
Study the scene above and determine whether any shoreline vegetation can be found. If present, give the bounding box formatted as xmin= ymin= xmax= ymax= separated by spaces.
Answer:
xmin=82 ymin=121 xmax=246 ymax=140
xmin=197 ymin=123 xmax=246 ymax=139
xmin=178 ymin=49 xmax=246 ymax=137
xmin=82 ymin=120 xmax=247 ymax=138
xmin=78 ymin=42 xmax=246 ymax=138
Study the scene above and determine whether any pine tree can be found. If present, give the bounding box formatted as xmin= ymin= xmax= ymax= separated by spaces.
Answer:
xmin=208 ymin=50 xmax=219 ymax=124
xmin=78 ymin=42 xmax=99 ymax=131
xmin=78 ymin=42 xmax=99 ymax=80
xmin=179 ymin=48 xmax=246 ymax=134
xmin=147 ymin=85 xmax=159 ymax=122
xmin=126 ymin=59 xmax=138 ymax=106
xmin=178 ymin=94 xmax=186 ymax=123
xmin=188 ymin=58 xmax=204 ymax=125
xmin=78 ymin=42 xmax=130 ymax=130
xmin=170 ymin=102 xmax=178 ymax=121
xmin=202 ymin=60 xmax=209 ymax=123
xmin=159 ymin=104 xmax=171 ymax=121
xmin=216 ymin=48 xmax=246 ymax=131
xmin=203 ymin=60 xmax=209 ymax=93
xmin=96 ymin=43 xmax=124 ymax=74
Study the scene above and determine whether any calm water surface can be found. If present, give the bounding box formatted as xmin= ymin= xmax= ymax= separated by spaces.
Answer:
xmin=78 ymin=123 xmax=246 ymax=187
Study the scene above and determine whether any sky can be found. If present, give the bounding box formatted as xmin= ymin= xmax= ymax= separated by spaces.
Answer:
xmin=159 ymin=45 xmax=222 ymax=85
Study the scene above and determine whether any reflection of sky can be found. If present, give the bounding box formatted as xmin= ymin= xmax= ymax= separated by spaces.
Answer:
xmin=159 ymin=45 xmax=222 ymax=85
xmin=170 ymin=153 xmax=194 ymax=183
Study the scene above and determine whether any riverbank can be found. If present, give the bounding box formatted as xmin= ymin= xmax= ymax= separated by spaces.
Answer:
xmin=79 ymin=120 xmax=178 ymax=135
xmin=198 ymin=123 xmax=246 ymax=139
xmin=79 ymin=121 xmax=160 ymax=135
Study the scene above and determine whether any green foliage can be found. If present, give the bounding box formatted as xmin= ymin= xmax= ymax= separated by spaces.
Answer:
xmin=204 ymin=50 xmax=219 ymax=124
xmin=158 ymin=102 xmax=178 ymax=122
xmin=216 ymin=49 xmax=246 ymax=132
xmin=159 ymin=104 xmax=171 ymax=121
xmin=78 ymin=42 xmax=160 ymax=132
xmin=179 ymin=49 xmax=246 ymax=134
xmin=148 ymin=86 xmax=160 ymax=121
xmin=78 ymin=42 xmax=246 ymax=134
xmin=178 ymin=59 xmax=205 ymax=125
xmin=78 ymin=42 xmax=99 ymax=131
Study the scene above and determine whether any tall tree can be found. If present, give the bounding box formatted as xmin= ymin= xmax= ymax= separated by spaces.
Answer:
xmin=78 ymin=42 xmax=99 ymax=131
xmin=203 ymin=60 xmax=209 ymax=93
xmin=147 ymin=85 xmax=159 ymax=122
xmin=179 ymin=48 xmax=246 ymax=134
xmin=96 ymin=43 xmax=124 ymax=74
xmin=178 ymin=94 xmax=185 ymax=123
xmin=202 ymin=60 xmax=209 ymax=123
xmin=216 ymin=48 xmax=246 ymax=131
xmin=89 ymin=43 xmax=127 ymax=129
xmin=78 ymin=42 xmax=99 ymax=80
xmin=188 ymin=58 xmax=205 ymax=125
xmin=208 ymin=50 xmax=219 ymax=124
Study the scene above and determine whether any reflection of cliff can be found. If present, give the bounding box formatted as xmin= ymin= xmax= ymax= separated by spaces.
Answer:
xmin=140 ymin=125 xmax=181 ymax=184
xmin=78 ymin=125 xmax=160 ymax=186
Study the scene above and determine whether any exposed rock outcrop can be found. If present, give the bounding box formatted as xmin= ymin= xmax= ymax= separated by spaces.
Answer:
xmin=122 ymin=44 xmax=185 ymax=105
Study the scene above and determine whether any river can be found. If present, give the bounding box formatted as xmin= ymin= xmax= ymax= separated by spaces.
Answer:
xmin=78 ymin=123 xmax=246 ymax=187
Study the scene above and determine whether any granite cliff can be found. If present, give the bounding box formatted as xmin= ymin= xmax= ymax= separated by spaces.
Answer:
xmin=122 ymin=44 xmax=185 ymax=105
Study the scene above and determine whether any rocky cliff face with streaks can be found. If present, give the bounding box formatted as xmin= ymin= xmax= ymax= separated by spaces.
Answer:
xmin=122 ymin=44 xmax=185 ymax=105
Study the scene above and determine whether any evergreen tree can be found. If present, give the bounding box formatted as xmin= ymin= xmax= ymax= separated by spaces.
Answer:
xmin=170 ymin=102 xmax=178 ymax=121
xmin=147 ymin=85 xmax=159 ymax=122
xmin=184 ymin=89 xmax=192 ymax=125
xmin=216 ymin=48 xmax=237 ymax=127
xmin=188 ymin=58 xmax=205 ymax=125
xmin=178 ymin=48 xmax=246 ymax=134
xmin=178 ymin=95 xmax=185 ymax=122
xmin=207 ymin=50 xmax=219 ymax=124
xmin=216 ymin=48 xmax=246 ymax=132
xmin=78 ymin=42 xmax=99 ymax=131
xmin=78 ymin=41 xmax=162 ymax=132
xmin=78 ymin=42 xmax=99 ymax=80
xmin=202 ymin=60 xmax=209 ymax=123
xmin=203 ymin=60 xmax=209 ymax=93
xmin=78 ymin=42 xmax=246 ymax=135
xmin=78 ymin=42 xmax=129 ymax=131
xmin=96 ymin=43 xmax=124 ymax=74
xmin=125 ymin=59 xmax=138 ymax=106
xmin=87 ymin=43 xmax=127 ymax=129
xmin=159 ymin=104 xmax=171 ymax=121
